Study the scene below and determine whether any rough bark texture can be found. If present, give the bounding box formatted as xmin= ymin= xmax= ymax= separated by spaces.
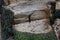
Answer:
xmin=3 ymin=0 xmax=55 ymax=6
xmin=1 ymin=0 xmax=58 ymax=40
xmin=53 ymin=19 xmax=60 ymax=40
xmin=13 ymin=19 xmax=51 ymax=33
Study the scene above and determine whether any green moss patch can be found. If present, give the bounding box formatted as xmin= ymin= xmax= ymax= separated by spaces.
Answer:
xmin=14 ymin=31 xmax=57 ymax=40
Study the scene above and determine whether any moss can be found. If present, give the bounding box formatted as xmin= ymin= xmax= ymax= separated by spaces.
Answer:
xmin=14 ymin=31 xmax=57 ymax=40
